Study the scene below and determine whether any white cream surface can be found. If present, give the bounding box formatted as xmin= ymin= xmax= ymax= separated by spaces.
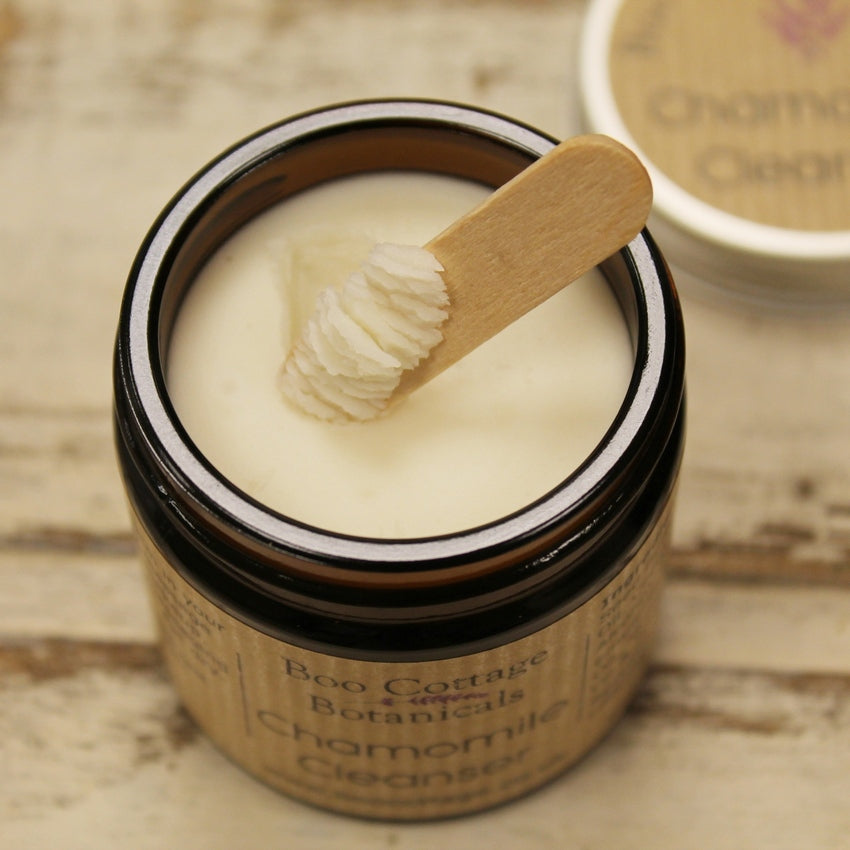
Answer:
xmin=280 ymin=242 xmax=448 ymax=422
xmin=167 ymin=172 xmax=633 ymax=538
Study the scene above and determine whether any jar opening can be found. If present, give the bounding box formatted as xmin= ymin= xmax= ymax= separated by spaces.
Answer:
xmin=116 ymin=100 xmax=684 ymax=592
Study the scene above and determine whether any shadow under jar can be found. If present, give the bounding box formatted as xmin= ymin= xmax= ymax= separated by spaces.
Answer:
xmin=113 ymin=99 xmax=685 ymax=821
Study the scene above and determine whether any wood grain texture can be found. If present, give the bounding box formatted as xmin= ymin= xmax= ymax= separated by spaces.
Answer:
xmin=1 ymin=0 xmax=849 ymax=846
xmin=403 ymin=134 xmax=651 ymax=390
xmin=2 ymin=639 xmax=848 ymax=849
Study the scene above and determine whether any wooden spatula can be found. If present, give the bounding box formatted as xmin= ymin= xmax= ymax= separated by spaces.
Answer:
xmin=397 ymin=134 xmax=652 ymax=395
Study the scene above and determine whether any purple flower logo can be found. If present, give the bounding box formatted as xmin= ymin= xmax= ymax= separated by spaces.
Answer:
xmin=764 ymin=0 xmax=850 ymax=57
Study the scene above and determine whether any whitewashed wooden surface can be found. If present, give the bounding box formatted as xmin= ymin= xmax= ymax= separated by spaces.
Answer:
xmin=2 ymin=1 xmax=849 ymax=847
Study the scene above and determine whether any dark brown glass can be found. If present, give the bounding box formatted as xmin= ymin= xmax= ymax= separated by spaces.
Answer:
xmin=113 ymin=99 xmax=685 ymax=662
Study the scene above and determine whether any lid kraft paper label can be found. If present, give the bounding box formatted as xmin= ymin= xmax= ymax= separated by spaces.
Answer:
xmin=609 ymin=0 xmax=850 ymax=231
xmin=134 ymin=503 xmax=671 ymax=819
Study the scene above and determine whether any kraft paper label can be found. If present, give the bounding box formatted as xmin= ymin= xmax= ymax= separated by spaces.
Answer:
xmin=608 ymin=0 xmax=850 ymax=231
xmin=136 ymin=509 xmax=670 ymax=819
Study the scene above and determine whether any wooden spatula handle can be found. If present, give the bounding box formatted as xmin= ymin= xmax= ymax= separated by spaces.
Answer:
xmin=398 ymin=134 xmax=651 ymax=394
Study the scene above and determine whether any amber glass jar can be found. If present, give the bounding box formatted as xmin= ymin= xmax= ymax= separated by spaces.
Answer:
xmin=113 ymin=100 xmax=685 ymax=820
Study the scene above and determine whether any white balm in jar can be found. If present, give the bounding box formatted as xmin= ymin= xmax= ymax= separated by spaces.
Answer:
xmin=114 ymin=100 xmax=685 ymax=820
xmin=167 ymin=172 xmax=634 ymax=538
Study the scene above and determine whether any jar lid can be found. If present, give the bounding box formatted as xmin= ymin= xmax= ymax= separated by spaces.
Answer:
xmin=579 ymin=0 xmax=850 ymax=308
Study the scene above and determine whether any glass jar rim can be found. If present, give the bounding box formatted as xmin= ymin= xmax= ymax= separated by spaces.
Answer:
xmin=116 ymin=98 xmax=683 ymax=588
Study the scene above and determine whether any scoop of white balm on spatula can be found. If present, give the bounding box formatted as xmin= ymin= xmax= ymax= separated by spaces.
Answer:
xmin=280 ymin=134 xmax=652 ymax=422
